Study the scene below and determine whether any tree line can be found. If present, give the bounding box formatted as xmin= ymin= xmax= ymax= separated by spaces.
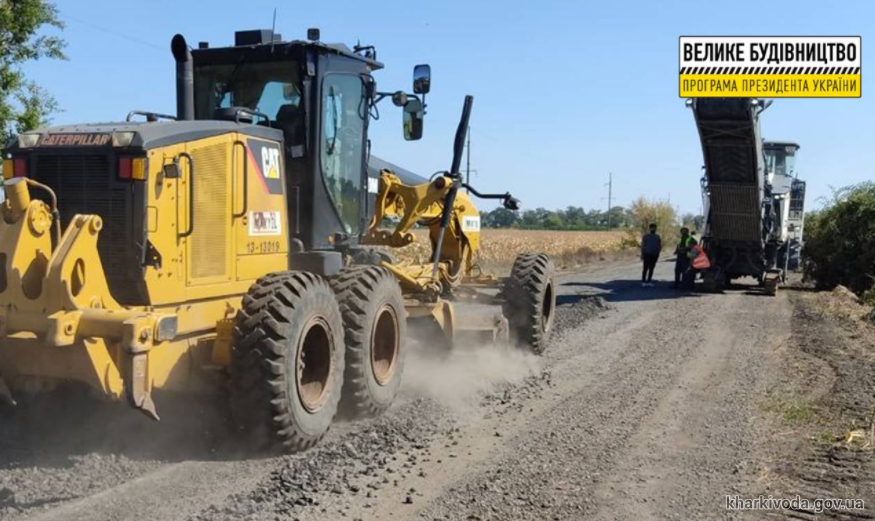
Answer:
xmin=481 ymin=202 xmax=704 ymax=233
xmin=481 ymin=206 xmax=631 ymax=230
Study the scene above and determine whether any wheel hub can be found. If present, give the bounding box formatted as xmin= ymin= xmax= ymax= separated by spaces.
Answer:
xmin=541 ymin=282 xmax=554 ymax=332
xmin=296 ymin=316 xmax=334 ymax=412
xmin=371 ymin=305 xmax=399 ymax=386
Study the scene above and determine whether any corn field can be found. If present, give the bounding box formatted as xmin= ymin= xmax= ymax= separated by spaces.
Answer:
xmin=392 ymin=229 xmax=629 ymax=274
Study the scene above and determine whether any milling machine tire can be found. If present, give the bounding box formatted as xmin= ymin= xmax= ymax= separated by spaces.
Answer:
xmin=503 ymin=253 xmax=556 ymax=355
xmin=230 ymin=271 xmax=345 ymax=453
xmin=0 ymin=399 xmax=15 ymax=419
xmin=0 ymin=378 xmax=16 ymax=418
xmin=700 ymin=269 xmax=725 ymax=293
xmin=331 ymin=266 xmax=406 ymax=418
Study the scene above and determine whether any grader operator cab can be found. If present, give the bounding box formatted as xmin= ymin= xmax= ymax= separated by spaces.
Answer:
xmin=0 ymin=28 xmax=556 ymax=452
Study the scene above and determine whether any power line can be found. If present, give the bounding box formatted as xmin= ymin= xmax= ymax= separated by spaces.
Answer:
xmin=66 ymin=15 xmax=165 ymax=52
xmin=470 ymin=127 xmax=557 ymax=167
xmin=606 ymin=172 xmax=613 ymax=229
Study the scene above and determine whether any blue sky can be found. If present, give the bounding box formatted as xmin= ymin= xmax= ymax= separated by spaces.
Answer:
xmin=24 ymin=0 xmax=873 ymax=215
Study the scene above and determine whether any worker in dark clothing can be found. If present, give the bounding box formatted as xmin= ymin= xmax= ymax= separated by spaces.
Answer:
xmin=640 ymin=223 xmax=661 ymax=286
xmin=674 ymin=227 xmax=695 ymax=289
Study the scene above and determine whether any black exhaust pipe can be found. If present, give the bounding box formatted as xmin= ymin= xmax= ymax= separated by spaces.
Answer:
xmin=171 ymin=34 xmax=194 ymax=121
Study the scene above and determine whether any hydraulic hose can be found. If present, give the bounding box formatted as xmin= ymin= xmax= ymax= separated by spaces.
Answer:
xmin=23 ymin=178 xmax=61 ymax=247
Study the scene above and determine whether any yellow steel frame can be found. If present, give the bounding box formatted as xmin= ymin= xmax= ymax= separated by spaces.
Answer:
xmin=362 ymin=170 xmax=492 ymax=296
xmin=0 ymin=133 xmax=290 ymax=419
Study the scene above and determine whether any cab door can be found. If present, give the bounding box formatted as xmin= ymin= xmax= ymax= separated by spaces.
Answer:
xmin=314 ymin=71 xmax=369 ymax=246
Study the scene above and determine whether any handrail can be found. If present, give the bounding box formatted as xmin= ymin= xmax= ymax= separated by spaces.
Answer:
xmin=177 ymin=152 xmax=195 ymax=238
xmin=232 ymin=141 xmax=248 ymax=219
xmin=126 ymin=110 xmax=178 ymax=122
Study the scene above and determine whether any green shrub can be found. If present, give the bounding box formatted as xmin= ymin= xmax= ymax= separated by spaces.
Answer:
xmin=803 ymin=182 xmax=875 ymax=295
xmin=625 ymin=197 xmax=679 ymax=251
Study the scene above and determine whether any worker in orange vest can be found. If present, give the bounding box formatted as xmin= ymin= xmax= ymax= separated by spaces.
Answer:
xmin=681 ymin=234 xmax=711 ymax=289
xmin=689 ymin=241 xmax=711 ymax=270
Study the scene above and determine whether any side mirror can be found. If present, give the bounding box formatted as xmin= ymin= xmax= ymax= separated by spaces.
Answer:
xmin=403 ymin=98 xmax=424 ymax=141
xmin=413 ymin=64 xmax=431 ymax=94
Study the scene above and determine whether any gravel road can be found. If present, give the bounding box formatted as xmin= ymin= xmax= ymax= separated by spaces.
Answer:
xmin=0 ymin=257 xmax=860 ymax=521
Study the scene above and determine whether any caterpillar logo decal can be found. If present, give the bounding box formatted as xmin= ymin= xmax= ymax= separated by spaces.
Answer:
xmin=40 ymin=133 xmax=111 ymax=147
xmin=246 ymin=140 xmax=284 ymax=195
xmin=679 ymin=36 xmax=861 ymax=98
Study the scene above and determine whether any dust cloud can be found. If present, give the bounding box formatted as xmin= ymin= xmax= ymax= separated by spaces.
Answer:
xmin=400 ymin=339 xmax=541 ymax=414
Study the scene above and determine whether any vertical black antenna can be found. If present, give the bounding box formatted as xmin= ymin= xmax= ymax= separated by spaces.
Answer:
xmin=270 ymin=8 xmax=277 ymax=53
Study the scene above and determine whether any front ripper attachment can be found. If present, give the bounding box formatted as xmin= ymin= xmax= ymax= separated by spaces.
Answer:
xmin=0 ymin=178 xmax=175 ymax=420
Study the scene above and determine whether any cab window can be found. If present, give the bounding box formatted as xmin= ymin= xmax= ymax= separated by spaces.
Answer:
xmin=193 ymin=61 xmax=302 ymax=121
xmin=320 ymin=74 xmax=366 ymax=234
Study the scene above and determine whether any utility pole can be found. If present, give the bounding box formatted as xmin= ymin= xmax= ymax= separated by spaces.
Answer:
xmin=465 ymin=126 xmax=471 ymax=192
xmin=606 ymin=172 xmax=613 ymax=229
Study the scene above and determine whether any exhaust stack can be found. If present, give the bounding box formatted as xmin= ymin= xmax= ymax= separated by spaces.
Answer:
xmin=171 ymin=34 xmax=194 ymax=121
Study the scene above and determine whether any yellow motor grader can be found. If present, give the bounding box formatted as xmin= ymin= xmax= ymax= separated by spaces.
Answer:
xmin=0 ymin=28 xmax=556 ymax=452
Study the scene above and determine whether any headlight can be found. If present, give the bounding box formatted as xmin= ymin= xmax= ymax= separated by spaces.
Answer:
xmin=112 ymin=131 xmax=136 ymax=147
xmin=17 ymin=133 xmax=41 ymax=148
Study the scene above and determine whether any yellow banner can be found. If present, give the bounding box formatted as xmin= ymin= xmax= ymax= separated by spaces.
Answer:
xmin=680 ymin=74 xmax=861 ymax=98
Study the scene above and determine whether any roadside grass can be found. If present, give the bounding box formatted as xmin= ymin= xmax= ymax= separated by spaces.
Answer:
xmin=817 ymin=429 xmax=838 ymax=444
xmin=767 ymin=396 xmax=875 ymax=450
xmin=762 ymin=395 xmax=821 ymax=427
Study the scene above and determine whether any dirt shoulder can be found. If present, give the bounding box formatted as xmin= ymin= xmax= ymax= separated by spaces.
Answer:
xmin=747 ymin=279 xmax=875 ymax=520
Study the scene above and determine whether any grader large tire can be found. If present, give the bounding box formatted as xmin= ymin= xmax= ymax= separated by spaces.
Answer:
xmin=230 ymin=271 xmax=345 ymax=453
xmin=503 ymin=253 xmax=556 ymax=354
xmin=331 ymin=266 xmax=406 ymax=417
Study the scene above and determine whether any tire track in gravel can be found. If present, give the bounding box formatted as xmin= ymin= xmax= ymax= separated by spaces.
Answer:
xmin=419 ymin=290 xmax=705 ymax=520
xmin=21 ymin=460 xmax=267 ymax=521
xmin=591 ymin=291 xmax=791 ymax=521
xmin=419 ymin=267 xmax=791 ymax=521
xmin=7 ymin=396 xmax=452 ymax=521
